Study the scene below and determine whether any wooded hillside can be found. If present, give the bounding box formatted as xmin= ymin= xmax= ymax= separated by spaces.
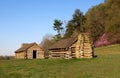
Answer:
xmin=85 ymin=0 xmax=120 ymax=45
xmin=64 ymin=0 xmax=120 ymax=45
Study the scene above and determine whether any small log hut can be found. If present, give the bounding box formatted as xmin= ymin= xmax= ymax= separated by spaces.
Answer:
xmin=15 ymin=43 xmax=44 ymax=59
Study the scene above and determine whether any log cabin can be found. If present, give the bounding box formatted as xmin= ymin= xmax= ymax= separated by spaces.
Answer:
xmin=49 ymin=33 xmax=94 ymax=59
xmin=15 ymin=43 xmax=44 ymax=59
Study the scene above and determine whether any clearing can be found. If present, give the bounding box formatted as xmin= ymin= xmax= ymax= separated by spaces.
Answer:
xmin=0 ymin=44 xmax=120 ymax=78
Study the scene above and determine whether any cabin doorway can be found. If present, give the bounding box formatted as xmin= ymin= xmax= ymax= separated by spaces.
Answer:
xmin=33 ymin=50 xmax=37 ymax=59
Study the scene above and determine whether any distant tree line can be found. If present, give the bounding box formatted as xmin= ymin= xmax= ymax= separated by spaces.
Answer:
xmin=40 ymin=0 xmax=120 ymax=56
xmin=0 ymin=56 xmax=14 ymax=60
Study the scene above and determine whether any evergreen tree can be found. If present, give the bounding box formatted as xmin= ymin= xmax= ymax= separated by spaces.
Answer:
xmin=53 ymin=19 xmax=63 ymax=38
xmin=64 ymin=9 xmax=85 ymax=38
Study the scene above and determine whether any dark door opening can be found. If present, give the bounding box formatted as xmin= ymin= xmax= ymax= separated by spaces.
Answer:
xmin=33 ymin=50 xmax=37 ymax=59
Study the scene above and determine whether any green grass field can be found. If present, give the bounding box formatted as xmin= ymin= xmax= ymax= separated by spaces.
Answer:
xmin=0 ymin=44 xmax=120 ymax=78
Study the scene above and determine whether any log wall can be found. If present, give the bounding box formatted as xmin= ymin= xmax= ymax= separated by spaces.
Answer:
xmin=27 ymin=44 xmax=44 ymax=59
xmin=15 ymin=51 xmax=25 ymax=59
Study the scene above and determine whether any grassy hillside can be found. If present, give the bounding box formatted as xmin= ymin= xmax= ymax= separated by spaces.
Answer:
xmin=0 ymin=44 xmax=120 ymax=78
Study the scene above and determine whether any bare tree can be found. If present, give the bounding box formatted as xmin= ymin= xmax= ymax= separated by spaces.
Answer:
xmin=40 ymin=34 xmax=56 ymax=57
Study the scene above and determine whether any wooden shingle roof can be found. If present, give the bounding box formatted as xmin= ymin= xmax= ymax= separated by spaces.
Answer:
xmin=15 ymin=43 xmax=37 ymax=53
xmin=49 ymin=37 xmax=77 ymax=50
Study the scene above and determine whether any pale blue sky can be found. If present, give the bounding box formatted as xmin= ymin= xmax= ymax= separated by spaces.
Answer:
xmin=0 ymin=0 xmax=104 ymax=55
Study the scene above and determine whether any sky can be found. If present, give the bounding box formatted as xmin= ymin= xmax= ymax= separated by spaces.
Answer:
xmin=0 ymin=0 xmax=104 ymax=55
